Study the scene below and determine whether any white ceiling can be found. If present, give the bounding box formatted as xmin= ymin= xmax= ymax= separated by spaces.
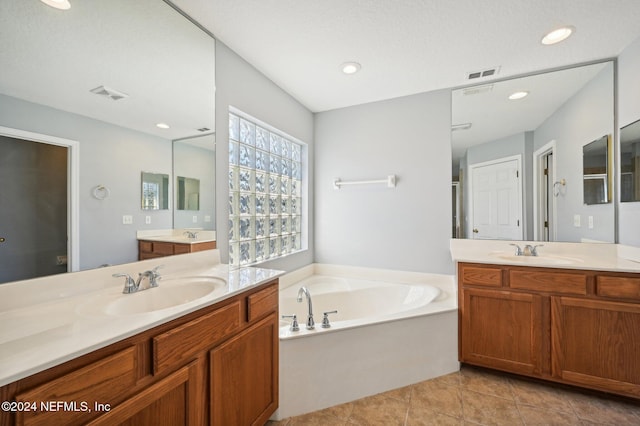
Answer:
xmin=172 ymin=0 xmax=640 ymax=113
xmin=0 ymin=0 xmax=215 ymax=140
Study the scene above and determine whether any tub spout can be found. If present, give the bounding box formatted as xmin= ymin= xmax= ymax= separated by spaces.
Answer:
xmin=297 ymin=286 xmax=315 ymax=329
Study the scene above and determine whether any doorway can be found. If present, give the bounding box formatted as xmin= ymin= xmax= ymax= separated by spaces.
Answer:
xmin=0 ymin=127 xmax=79 ymax=283
xmin=468 ymin=155 xmax=522 ymax=240
xmin=533 ymin=141 xmax=556 ymax=241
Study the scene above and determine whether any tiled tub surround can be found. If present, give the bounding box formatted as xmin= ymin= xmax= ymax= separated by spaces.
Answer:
xmin=273 ymin=264 xmax=459 ymax=420
xmin=0 ymin=249 xmax=282 ymax=387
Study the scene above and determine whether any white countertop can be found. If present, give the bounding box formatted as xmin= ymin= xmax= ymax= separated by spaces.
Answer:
xmin=137 ymin=229 xmax=216 ymax=244
xmin=450 ymin=239 xmax=640 ymax=273
xmin=0 ymin=250 xmax=282 ymax=387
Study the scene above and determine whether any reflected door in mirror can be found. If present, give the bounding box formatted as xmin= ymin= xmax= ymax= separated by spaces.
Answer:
xmin=621 ymin=119 xmax=640 ymax=202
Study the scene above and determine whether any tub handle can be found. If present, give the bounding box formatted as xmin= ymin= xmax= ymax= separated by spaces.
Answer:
xmin=322 ymin=310 xmax=338 ymax=328
xmin=282 ymin=314 xmax=300 ymax=332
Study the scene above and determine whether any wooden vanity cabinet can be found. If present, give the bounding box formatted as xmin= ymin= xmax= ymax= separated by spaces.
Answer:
xmin=0 ymin=280 xmax=279 ymax=426
xmin=458 ymin=263 xmax=640 ymax=399
xmin=138 ymin=239 xmax=216 ymax=260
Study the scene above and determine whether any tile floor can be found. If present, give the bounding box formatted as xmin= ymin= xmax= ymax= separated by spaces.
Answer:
xmin=267 ymin=365 xmax=640 ymax=425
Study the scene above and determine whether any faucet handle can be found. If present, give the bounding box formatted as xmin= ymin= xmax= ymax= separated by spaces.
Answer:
xmin=321 ymin=310 xmax=338 ymax=328
xmin=531 ymin=244 xmax=543 ymax=256
xmin=281 ymin=314 xmax=300 ymax=332
xmin=509 ymin=243 xmax=523 ymax=256
xmin=113 ymin=273 xmax=137 ymax=294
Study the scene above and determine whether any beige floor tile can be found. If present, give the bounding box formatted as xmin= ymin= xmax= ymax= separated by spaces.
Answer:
xmin=406 ymin=405 xmax=465 ymax=425
xmin=460 ymin=367 xmax=514 ymax=401
xmin=322 ymin=401 xmax=355 ymax=421
xmin=381 ymin=384 xmax=413 ymax=403
xmin=517 ymin=405 xmax=582 ymax=425
xmin=566 ymin=392 xmax=640 ymax=425
xmin=411 ymin=379 xmax=463 ymax=419
xmin=508 ymin=378 xmax=576 ymax=414
xmin=348 ymin=393 xmax=409 ymax=426
xmin=461 ymin=389 xmax=523 ymax=425
xmin=288 ymin=410 xmax=345 ymax=426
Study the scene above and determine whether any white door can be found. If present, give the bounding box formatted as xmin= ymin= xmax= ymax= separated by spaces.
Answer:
xmin=470 ymin=157 xmax=522 ymax=240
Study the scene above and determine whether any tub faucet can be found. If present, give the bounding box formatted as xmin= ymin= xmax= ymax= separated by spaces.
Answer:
xmin=297 ymin=286 xmax=315 ymax=329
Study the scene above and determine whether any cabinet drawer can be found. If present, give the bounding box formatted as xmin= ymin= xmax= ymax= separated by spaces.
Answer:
xmin=510 ymin=269 xmax=587 ymax=295
xmin=139 ymin=241 xmax=153 ymax=253
xmin=247 ymin=283 xmax=278 ymax=322
xmin=597 ymin=275 xmax=640 ymax=301
xmin=153 ymin=301 xmax=241 ymax=374
xmin=173 ymin=243 xmax=191 ymax=254
xmin=16 ymin=347 xmax=137 ymax=426
xmin=153 ymin=242 xmax=174 ymax=255
xmin=460 ymin=264 xmax=502 ymax=287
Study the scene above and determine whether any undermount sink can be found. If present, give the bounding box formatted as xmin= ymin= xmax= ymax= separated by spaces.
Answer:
xmin=78 ymin=276 xmax=227 ymax=316
xmin=490 ymin=252 xmax=584 ymax=265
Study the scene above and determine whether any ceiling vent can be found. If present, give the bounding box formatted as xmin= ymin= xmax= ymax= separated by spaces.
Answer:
xmin=466 ymin=66 xmax=500 ymax=81
xmin=90 ymin=85 xmax=129 ymax=101
xmin=462 ymin=84 xmax=494 ymax=96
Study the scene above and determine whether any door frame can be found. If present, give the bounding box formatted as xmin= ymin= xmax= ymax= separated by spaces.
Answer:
xmin=467 ymin=154 xmax=523 ymax=240
xmin=0 ymin=126 xmax=80 ymax=272
xmin=533 ymin=140 xmax=557 ymax=241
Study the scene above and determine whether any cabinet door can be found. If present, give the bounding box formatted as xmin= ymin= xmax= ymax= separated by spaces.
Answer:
xmin=552 ymin=297 xmax=640 ymax=398
xmin=87 ymin=361 xmax=204 ymax=426
xmin=210 ymin=314 xmax=278 ymax=426
xmin=461 ymin=288 xmax=543 ymax=375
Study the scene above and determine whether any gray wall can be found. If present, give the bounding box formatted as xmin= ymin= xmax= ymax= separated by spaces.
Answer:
xmin=314 ymin=91 xmax=453 ymax=274
xmin=214 ymin=41 xmax=314 ymax=272
xmin=0 ymin=94 xmax=173 ymax=270
xmin=618 ymin=35 xmax=640 ymax=247
xmin=534 ymin=65 xmax=615 ymax=243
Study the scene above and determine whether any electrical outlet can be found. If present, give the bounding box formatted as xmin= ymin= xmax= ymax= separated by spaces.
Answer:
xmin=573 ymin=214 xmax=581 ymax=227
xmin=122 ymin=215 xmax=133 ymax=225
xmin=145 ymin=216 xmax=151 ymax=224
xmin=588 ymin=216 xmax=594 ymax=229
xmin=193 ymin=215 xmax=198 ymax=223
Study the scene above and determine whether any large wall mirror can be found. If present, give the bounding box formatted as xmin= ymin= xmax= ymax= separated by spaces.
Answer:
xmin=0 ymin=0 xmax=216 ymax=284
xmin=621 ymin=119 xmax=640 ymax=202
xmin=452 ymin=61 xmax=614 ymax=243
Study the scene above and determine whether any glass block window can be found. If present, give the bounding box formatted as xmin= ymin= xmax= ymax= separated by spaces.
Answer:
xmin=229 ymin=111 xmax=304 ymax=267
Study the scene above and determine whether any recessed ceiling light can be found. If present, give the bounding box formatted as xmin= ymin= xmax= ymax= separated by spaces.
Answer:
xmin=156 ymin=123 xmax=170 ymax=129
xmin=341 ymin=62 xmax=361 ymax=75
xmin=509 ymin=91 xmax=529 ymax=100
xmin=541 ymin=26 xmax=574 ymax=45
xmin=40 ymin=0 xmax=71 ymax=10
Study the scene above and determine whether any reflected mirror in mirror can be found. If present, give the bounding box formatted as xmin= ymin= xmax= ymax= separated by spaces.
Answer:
xmin=177 ymin=177 xmax=200 ymax=211
xmin=452 ymin=61 xmax=614 ymax=243
xmin=0 ymin=0 xmax=216 ymax=282
xmin=142 ymin=172 xmax=170 ymax=210
xmin=621 ymin=118 xmax=640 ymax=202
xmin=173 ymin=134 xmax=216 ymax=230
xmin=583 ymin=135 xmax=611 ymax=205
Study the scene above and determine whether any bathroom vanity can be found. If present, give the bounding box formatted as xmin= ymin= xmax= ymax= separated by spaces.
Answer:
xmin=137 ymin=231 xmax=217 ymax=260
xmin=451 ymin=240 xmax=640 ymax=400
xmin=0 ymin=251 xmax=280 ymax=425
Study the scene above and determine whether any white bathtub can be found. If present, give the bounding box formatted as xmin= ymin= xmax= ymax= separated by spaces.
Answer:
xmin=272 ymin=264 xmax=459 ymax=420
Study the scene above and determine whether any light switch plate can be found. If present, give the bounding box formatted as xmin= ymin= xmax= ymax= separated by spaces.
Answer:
xmin=122 ymin=215 xmax=133 ymax=225
xmin=573 ymin=214 xmax=581 ymax=227
xmin=145 ymin=216 xmax=151 ymax=224
xmin=588 ymin=216 xmax=594 ymax=229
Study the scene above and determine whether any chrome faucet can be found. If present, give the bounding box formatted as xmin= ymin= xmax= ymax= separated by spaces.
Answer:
xmin=113 ymin=265 xmax=163 ymax=294
xmin=297 ymin=286 xmax=315 ymax=329
xmin=510 ymin=243 xmax=543 ymax=256
xmin=183 ymin=230 xmax=199 ymax=239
